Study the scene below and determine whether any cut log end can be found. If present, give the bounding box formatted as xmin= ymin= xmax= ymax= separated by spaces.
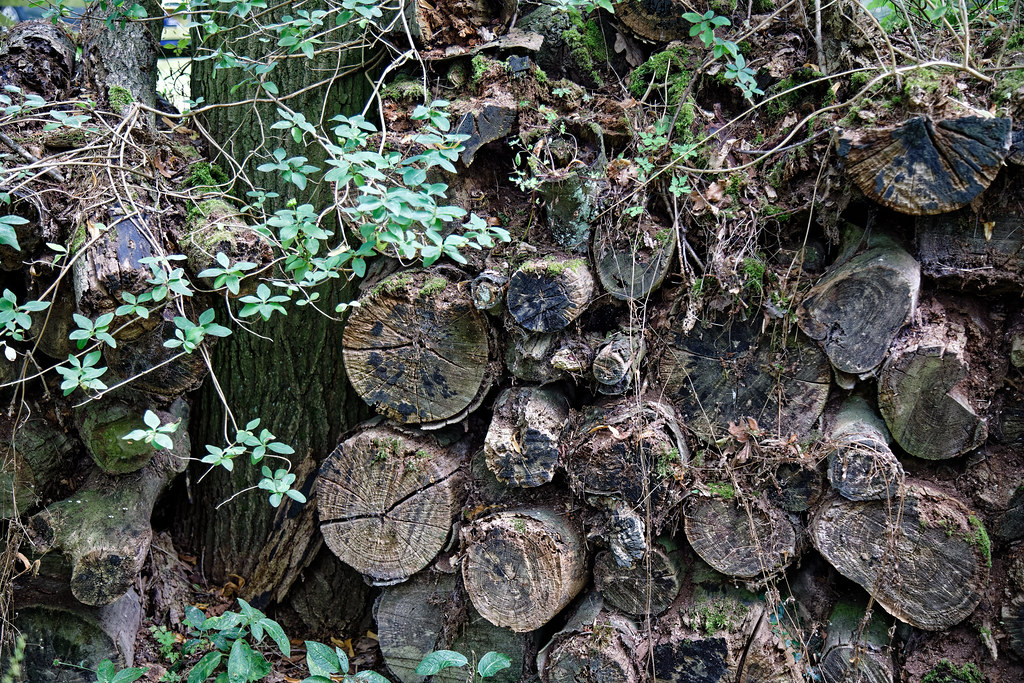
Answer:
xmin=484 ymin=386 xmax=569 ymax=488
xmin=506 ymin=258 xmax=595 ymax=333
xmin=684 ymin=496 xmax=797 ymax=580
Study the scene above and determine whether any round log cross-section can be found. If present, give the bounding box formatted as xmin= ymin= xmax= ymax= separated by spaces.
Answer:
xmin=461 ymin=508 xmax=587 ymax=632
xmin=343 ymin=270 xmax=492 ymax=426
xmin=684 ymin=496 xmax=797 ymax=580
xmin=506 ymin=258 xmax=595 ymax=333
xmin=317 ymin=426 xmax=462 ymax=584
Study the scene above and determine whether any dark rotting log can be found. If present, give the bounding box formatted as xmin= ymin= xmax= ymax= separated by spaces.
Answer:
xmin=591 ymin=496 xmax=647 ymax=567
xmin=614 ymin=0 xmax=692 ymax=42
xmin=566 ymin=396 xmax=688 ymax=532
xmin=826 ymin=395 xmax=904 ymax=502
xmin=819 ymin=601 xmax=895 ymax=683
xmin=798 ymin=238 xmax=920 ymax=376
xmin=877 ymin=294 xmax=1005 ymax=460
xmin=0 ymin=411 xmax=77 ymax=518
xmin=772 ymin=461 xmax=825 ymax=512
xmin=76 ymin=399 xmax=161 ymax=474
xmin=537 ymin=593 xmax=642 ymax=683
xmin=317 ymin=426 xmax=463 ymax=585
xmin=288 ymin=547 xmax=372 ymax=635
xmin=343 ymin=269 xmax=493 ymax=426
xmin=809 ymin=485 xmax=989 ymax=630
xmin=454 ymin=104 xmax=517 ymax=166
xmin=684 ymin=495 xmax=797 ymax=581
xmin=28 ymin=271 xmax=77 ymax=361
xmin=0 ymin=189 xmax=48 ymax=270
xmin=471 ymin=269 xmax=508 ymax=313
xmin=503 ymin=326 xmax=596 ymax=383
xmin=0 ymin=20 xmax=76 ymax=99
xmin=461 ymin=507 xmax=587 ymax=632
xmin=506 ymin=257 xmax=595 ymax=333
xmin=1010 ymin=130 xmax=1024 ymax=165
xmin=404 ymin=0 xmax=516 ymax=51
xmin=593 ymin=209 xmax=675 ymax=302
xmin=592 ymin=331 xmax=645 ymax=394
xmin=533 ymin=121 xmax=606 ymax=251
xmin=836 ymin=116 xmax=1012 ymax=216
xmin=484 ymin=385 xmax=570 ymax=487
xmin=179 ymin=199 xmax=273 ymax=297
xmin=26 ymin=402 xmax=189 ymax=606
xmin=657 ymin=316 xmax=831 ymax=442
xmin=593 ymin=541 xmax=682 ymax=616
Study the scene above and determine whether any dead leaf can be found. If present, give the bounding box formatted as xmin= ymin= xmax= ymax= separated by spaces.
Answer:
xmin=984 ymin=221 xmax=995 ymax=241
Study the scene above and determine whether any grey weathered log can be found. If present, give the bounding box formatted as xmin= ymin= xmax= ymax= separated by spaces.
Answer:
xmin=80 ymin=0 xmax=160 ymax=113
xmin=537 ymin=593 xmax=642 ymax=683
xmin=471 ymin=269 xmax=508 ymax=313
xmin=826 ymin=396 xmax=904 ymax=502
xmin=809 ymin=485 xmax=989 ymax=630
xmin=877 ymin=294 xmax=1005 ymax=460
xmin=798 ymin=238 xmax=919 ymax=375
xmin=26 ymin=402 xmax=189 ymax=606
xmin=658 ymin=316 xmax=831 ymax=442
xmin=593 ymin=209 xmax=675 ymax=301
xmin=461 ymin=508 xmax=587 ymax=632
xmin=0 ymin=21 xmax=76 ymax=100
xmin=483 ymin=385 xmax=569 ymax=487
xmin=403 ymin=0 xmax=516 ymax=51
xmin=684 ymin=494 xmax=797 ymax=581
xmin=837 ymin=116 xmax=1012 ymax=215
xmin=819 ymin=601 xmax=895 ymax=683
xmin=593 ymin=540 xmax=682 ymax=616
xmin=614 ymin=0 xmax=691 ymax=42
xmin=317 ymin=425 xmax=463 ymax=585
xmin=506 ymin=257 xmax=595 ymax=333
xmin=288 ymin=547 xmax=372 ymax=635
xmin=592 ymin=331 xmax=645 ymax=394
xmin=772 ymin=461 xmax=825 ymax=512
xmin=344 ymin=269 xmax=493 ymax=426
xmin=0 ymin=412 xmax=77 ymax=518
xmin=76 ymin=399 xmax=161 ymax=474
xmin=503 ymin=326 xmax=595 ymax=383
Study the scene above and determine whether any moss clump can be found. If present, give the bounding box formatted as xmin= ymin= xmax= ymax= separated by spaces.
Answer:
xmin=419 ymin=276 xmax=447 ymax=297
xmin=968 ymin=514 xmax=992 ymax=568
xmin=530 ymin=257 xmax=586 ymax=276
xmin=185 ymin=162 xmax=229 ymax=190
xmin=741 ymin=256 xmax=766 ymax=291
xmin=69 ymin=224 xmax=88 ymax=252
xmin=707 ymin=482 xmax=735 ymax=499
xmin=654 ymin=447 xmax=681 ymax=479
xmin=629 ymin=46 xmax=693 ymax=107
xmin=373 ymin=272 xmax=415 ymax=296
xmin=762 ymin=68 xmax=826 ymax=121
xmin=471 ymin=55 xmax=491 ymax=85
xmin=107 ymin=85 xmax=134 ymax=113
xmin=993 ymin=67 xmax=1024 ymax=105
xmin=562 ymin=13 xmax=607 ymax=86
xmin=381 ymin=77 xmax=427 ymax=104
xmin=921 ymin=659 xmax=983 ymax=683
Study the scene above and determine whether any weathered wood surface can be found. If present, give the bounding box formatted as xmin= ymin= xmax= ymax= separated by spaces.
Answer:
xmin=506 ymin=258 xmax=595 ymax=333
xmin=837 ymin=116 xmax=1012 ymax=215
xmin=538 ymin=593 xmax=642 ymax=683
xmin=0 ymin=190 xmax=47 ymax=270
xmin=809 ymin=485 xmax=989 ymax=630
xmin=592 ymin=331 xmax=645 ymax=394
xmin=593 ymin=542 xmax=682 ymax=616
xmin=454 ymin=105 xmax=517 ymax=166
xmin=614 ymin=0 xmax=691 ymax=42
xmin=179 ymin=199 xmax=273 ymax=297
xmin=0 ymin=412 xmax=77 ymax=518
xmin=0 ymin=21 xmax=76 ymax=100
xmin=461 ymin=508 xmax=586 ymax=632
xmin=344 ymin=270 xmax=493 ymax=426
xmin=684 ymin=495 xmax=797 ymax=581
xmin=877 ymin=294 xmax=1005 ymax=460
xmin=593 ymin=210 xmax=675 ymax=302
xmin=483 ymin=385 xmax=569 ymax=487
xmin=317 ymin=426 xmax=463 ymax=584
xmin=76 ymin=400 xmax=159 ymax=474
xmin=72 ymin=212 xmax=158 ymax=323
xmin=818 ymin=601 xmax=894 ymax=683
xmin=657 ymin=316 xmax=830 ymax=441
xmin=471 ymin=269 xmax=508 ymax=313
xmin=826 ymin=396 xmax=904 ymax=502
xmin=503 ymin=326 xmax=594 ymax=383
xmin=26 ymin=403 xmax=189 ymax=606
xmin=798 ymin=238 xmax=919 ymax=375
xmin=772 ymin=461 xmax=825 ymax=512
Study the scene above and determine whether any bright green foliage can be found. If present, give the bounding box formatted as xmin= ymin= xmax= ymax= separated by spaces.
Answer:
xmin=122 ymin=410 xmax=181 ymax=450
xmin=55 ymin=351 xmax=108 ymax=396
xmin=198 ymin=252 xmax=258 ymax=296
xmin=921 ymin=659 xmax=984 ymax=683
xmin=71 ymin=312 xmax=117 ymax=349
xmin=93 ymin=660 xmax=146 ymax=683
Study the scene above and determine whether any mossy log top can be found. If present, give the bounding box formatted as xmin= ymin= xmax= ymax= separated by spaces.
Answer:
xmin=798 ymin=240 xmax=920 ymax=375
xmin=461 ymin=508 xmax=587 ymax=632
xmin=77 ymin=400 xmax=159 ymax=474
xmin=684 ymin=495 xmax=797 ymax=581
xmin=505 ymin=258 xmax=595 ymax=333
xmin=657 ymin=317 xmax=830 ymax=442
xmin=343 ymin=269 xmax=493 ymax=426
xmin=484 ymin=385 xmax=569 ymax=488
xmin=809 ymin=485 xmax=989 ymax=630
xmin=180 ymin=199 xmax=273 ymax=297
xmin=317 ymin=426 xmax=462 ymax=585
xmin=837 ymin=116 xmax=1011 ymax=215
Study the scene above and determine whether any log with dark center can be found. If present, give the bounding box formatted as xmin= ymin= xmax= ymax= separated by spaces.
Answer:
xmin=538 ymin=593 xmax=642 ymax=683
xmin=818 ymin=601 xmax=894 ymax=683
xmin=798 ymin=238 xmax=920 ymax=375
xmin=483 ymin=385 xmax=569 ymax=487
xmin=461 ymin=508 xmax=586 ymax=632
xmin=877 ymin=295 xmax=1005 ymax=460
xmin=26 ymin=402 xmax=189 ymax=606
xmin=826 ymin=396 xmax=904 ymax=502
xmin=593 ymin=211 xmax=675 ymax=301
xmin=837 ymin=116 xmax=1011 ymax=215
xmin=684 ymin=495 xmax=797 ymax=581
xmin=657 ymin=316 xmax=830 ymax=442
xmin=505 ymin=258 xmax=595 ymax=333
xmin=772 ymin=461 xmax=825 ymax=512
xmin=317 ymin=426 xmax=463 ymax=585
xmin=809 ymin=485 xmax=989 ymax=630
xmin=593 ymin=543 xmax=682 ymax=617
xmin=343 ymin=270 xmax=493 ymax=426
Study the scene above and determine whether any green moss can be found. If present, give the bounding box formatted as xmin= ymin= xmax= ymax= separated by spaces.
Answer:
xmin=707 ymin=482 xmax=735 ymax=499
xmin=994 ymin=67 xmax=1024 ymax=105
xmin=531 ymin=257 xmax=586 ymax=276
xmin=535 ymin=66 xmax=550 ymax=85
xmin=512 ymin=518 xmax=527 ymax=533
xmin=968 ymin=514 xmax=992 ymax=568
xmin=921 ymin=659 xmax=983 ymax=683
xmin=903 ymin=67 xmax=944 ymax=96
xmin=69 ymin=224 xmax=88 ymax=252
xmin=419 ymin=276 xmax=447 ymax=297
xmin=374 ymin=272 xmax=415 ymax=296
xmin=371 ymin=436 xmax=403 ymax=462
xmin=561 ymin=15 xmax=608 ymax=86
xmin=1007 ymin=30 xmax=1024 ymax=51
xmin=107 ymin=85 xmax=134 ymax=113
xmin=762 ymin=68 xmax=826 ymax=122
xmin=654 ymin=447 xmax=681 ymax=479
xmin=629 ymin=45 xmax=693 ymax=108
xmin=380 ymin=77 xmax=427 ymax=103
xmin=471 ymin=55 xmax=491 ymax=85
xmin=185 ymin=162 xmax=229 ymax=190
xmin=741 ymin=256 xmax=766 ymax=291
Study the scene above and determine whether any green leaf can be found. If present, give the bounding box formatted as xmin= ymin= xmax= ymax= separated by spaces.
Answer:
xmin=111 ymin=668 xmax=149 ymax=683
xmin=415 ymin=651 xmax=468 ymax=676
xmin=476 ymin=652 xmax=511 ymax=679
xmin=258 ymin=618 xmax=290 ymax=657
xmin=353 ymin=671 xmax=391 ymax=683
xmin=305 ymin=641 xmax=342 ymax=677
xmin=187 ymin=652 xmax=223 ymax=683
xmin=227 ymin=639 xmax=270 ymax=682
xmin=97 ymin=660 xmax=116 ymax=681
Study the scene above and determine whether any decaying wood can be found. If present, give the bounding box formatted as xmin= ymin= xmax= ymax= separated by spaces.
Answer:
xmin=461 ymin=508 xmax=586 ymax=632
xmin=317 ymin=425 xmax=463 ymax=585
xmin=471 ymin=269 xmax=507 ymax=313
xmin=772 ymin=462 xmax=825 ymax=512
xmin=0 ymin=21 xmax=76 ymax=100
xmin=798 ymin=237 xmax=919 ymax=375
xmin=0 ymin=412 xmax=77 ymax=518
xmin=179 ymin=199 xmax=273 ymax=296
xmin=593 ymin=210 xmax=675 ymax=302
xmin=877 ymin=294 xmax=1005 ymax=460
xmin=593 ymin=542 xmax=682 ymax=617
xmin=503 ymin=326 xmax=594 ymax=383
xmin=537 ymin=593 xmax=642 ymax=683
xmin=837 ymin=116 xmax=1012 ymax=215
xmin=506 ymin=258 xmax=595 ymax=333
xmin=818 ymin=601 xmax=894 ymax=683
xmin=825 ymin=395 xmax=904 ymax=502
xmin=76 ymin=399 xmax=160 ymax=474
xmin=483 ymin=385 xmax=569 ymax=487
xmin=591 ymin=331 xmax=645 ymax=394
xmin=454 ymin=104 xmax=516 ymax=166
xmin=26 ymin=402 xmax=189 ymax=606
xmin=343 ymin=269 xmax=493 ymax=426
xmin=809 ymin=485 xmax=989 ymax=630
xmin=72 ymin=212 xmax=159 ymax=323
xmin=614 ymin=0 xmax=692 ymax=42
xmin=0 ymin=189 xmax=48 ymax=270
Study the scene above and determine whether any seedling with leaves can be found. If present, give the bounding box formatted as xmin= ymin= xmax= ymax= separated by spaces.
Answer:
xmin=122 ymin=410 xmax=181 ymax=450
